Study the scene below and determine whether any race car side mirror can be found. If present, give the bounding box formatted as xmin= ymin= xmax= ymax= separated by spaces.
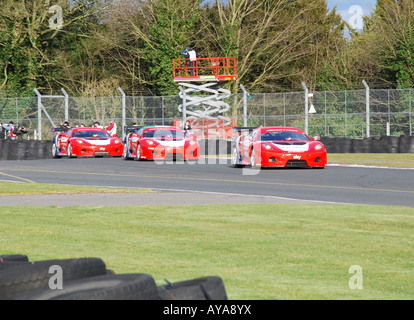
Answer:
xmin=311 ymin=136 xmax=321 ymax=141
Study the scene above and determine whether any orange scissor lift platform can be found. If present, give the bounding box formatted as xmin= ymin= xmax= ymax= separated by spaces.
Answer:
xmin=173 ymin=57 xmax=238 ymax=140
xmin=173 ymin=57 xmax=237 ymax=82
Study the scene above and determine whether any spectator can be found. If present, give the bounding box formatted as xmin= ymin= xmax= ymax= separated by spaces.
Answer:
xmin=106 ymin=119 xmax=117 ymax=137
xmin=60 ymin=121 xmax=70 ymax=131
xmin=93 ymin=121 xmax=103 ymax=128
xmin=183 ymin=120 xmax=192 ymax=137
xmin=1 ymin=121 xmax=16 ymax=140
xmin=182 ymin=47 xmax=197 ymax=76
xmin=15 ymin=126 xmax=28 ymax=140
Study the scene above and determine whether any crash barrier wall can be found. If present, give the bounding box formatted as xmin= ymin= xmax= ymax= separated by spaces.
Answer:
xmin=1 ymin=136 xmax=414 ymax=160
xmin=0 ymin=140 xmax=52 ymax=160
xmin=320 ymin=136 xmax=414 ymax=153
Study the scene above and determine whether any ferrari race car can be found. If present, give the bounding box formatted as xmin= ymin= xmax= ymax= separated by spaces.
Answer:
xmin=52 ymin=127 xmax=123 ymax=158
xmin=231 ymin=126 xmax=327 ymax=168
xmin=123 ymin=125 xmax=200 ymax=161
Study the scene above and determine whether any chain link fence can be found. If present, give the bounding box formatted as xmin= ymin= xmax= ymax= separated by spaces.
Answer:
xmin=0 ymin=88 xmax=413 ymax=140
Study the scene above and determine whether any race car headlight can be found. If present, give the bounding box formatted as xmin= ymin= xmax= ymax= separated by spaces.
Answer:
xmin=314 ymin=143 xmax=323 ymax=150
xmin=261 ymin=143 xmax=274 ymax=150
xmin=147 ymin=140 xmax=155 ymax=145
xmin=76 ymin=140 xmax=84 ymax=144
xmin=189 ymin=140 xmax=197 ymax=145
xmin=114 ymin=139 xmax=121 ymax=144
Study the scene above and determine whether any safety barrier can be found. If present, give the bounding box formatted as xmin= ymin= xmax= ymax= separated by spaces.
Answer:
xmin=0 ymin=136 xmax=413 ymax=160
xmin=0 ymin=140 xmax=52 ymax=160
xmin=320 ymin=136 xmax=414 ymax=153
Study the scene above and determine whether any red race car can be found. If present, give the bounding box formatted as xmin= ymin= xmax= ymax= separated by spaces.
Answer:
xmin=123 ymin=125 xmax=200 ymax=161
xmin=52 ymin=127 xmax=123 ymax=158
xmin=231 ymin=126 xmax=327 ymax=168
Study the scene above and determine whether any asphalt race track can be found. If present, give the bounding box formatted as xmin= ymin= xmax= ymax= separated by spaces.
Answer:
xmin=0 ymin=157 xmax=413 ymax=208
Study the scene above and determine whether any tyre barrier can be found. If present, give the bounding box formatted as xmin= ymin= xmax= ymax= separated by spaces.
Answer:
xmin=0 ymin=254 xmax=228 ymax=300
xmin=158 ymin=276 xmax=228 ymax=300
xmin=320 ymin=135 xmax=414 ymax=153
xmin=0 ymin=140 xmax=53 ymax=160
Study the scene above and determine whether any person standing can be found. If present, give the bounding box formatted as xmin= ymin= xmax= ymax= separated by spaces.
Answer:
xmin=1 ymin=121 xmax=16 ymax=140
xmin=182 ymin=47 xmax=197 ymax=76
xmin=188 ymin=48 xmax=197 ymax=77
xmin=106 ymin=119 xmax=117 ymax=137
xmin=93 ymin=121 xmax=103 ymax=129
xmin=183 ymin=120 xmax=192 ymax=137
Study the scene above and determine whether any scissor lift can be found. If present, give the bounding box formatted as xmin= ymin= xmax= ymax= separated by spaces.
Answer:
xmin=173 ymin=57 xmax=237 ymax=139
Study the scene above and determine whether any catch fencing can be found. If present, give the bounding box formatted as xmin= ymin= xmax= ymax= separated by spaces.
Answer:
xmin=0 ymin=87 xmax=413 ymax=140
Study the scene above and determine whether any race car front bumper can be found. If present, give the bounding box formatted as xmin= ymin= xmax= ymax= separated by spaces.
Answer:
xmin=255 ymin=149 xmax=327 ymax=168
xmin=71 ymin=144 xmax=123 ymax=157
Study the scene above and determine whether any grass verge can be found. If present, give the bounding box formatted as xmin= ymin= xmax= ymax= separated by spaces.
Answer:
xmin=0 ymin=181 xmax=154 ymax=196
xmin=1 ymin=204 xmax=413 ymax=299
xmin=328 ymin=153 xmax=414 ymax=168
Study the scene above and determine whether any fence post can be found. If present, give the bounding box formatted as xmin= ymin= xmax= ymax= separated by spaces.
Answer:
xmin=34 ymin=88 xmax=42 ymax=140
xmin=61 ymin=88 xmax=69 ymax=121
xmin=410 ymin=89 xmax=412 ymax=136
xmin=15 ymin=98 xmax=18 ymax=126
xmin=118 ymin=87 xmax=126 ymax=141
xmin=239 ymin=84 xmax=248 ymax=127
xmin=301 ymin=82 xmax=309 ymax=134
xmin=362 ymin=80 xmax=370 ymax=138
xmin=179 ymin=86 xmax=187 ymax=123
xmin=162 ymin=96 xmax=165 ymax=125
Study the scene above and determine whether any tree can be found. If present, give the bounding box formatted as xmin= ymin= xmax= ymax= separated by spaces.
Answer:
xmin=0 ymin=0 xmax=111 ymax=96
xmin=197 ymin=0 xmax=347 ymax=93
xmin=100 ymin=0 xmax=202 ymax=96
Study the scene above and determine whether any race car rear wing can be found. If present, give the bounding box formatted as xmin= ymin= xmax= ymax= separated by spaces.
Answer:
xmin=232 ymin=127 xmax=257 ymax=135
xmin=124 ymin=126 xmax=142 ymax=133
xmin=51 ymin=127 xmax=69 ymax=133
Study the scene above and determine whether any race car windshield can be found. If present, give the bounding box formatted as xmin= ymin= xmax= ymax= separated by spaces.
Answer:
xmin=259 ymin=132 xmax=310 ymax=141
xmin=73 ymin=131 xmax=111 ymax=139
xmin=143 ymin=129 xmax=184 ymax=140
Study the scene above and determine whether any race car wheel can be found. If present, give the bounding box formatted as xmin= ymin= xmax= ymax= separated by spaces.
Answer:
xmin=251 ymin=149 xmax=258 ymax=168
xmin=135 ymin=144 xmax=142 ymax=161
xmin=52 ymin=143 xmax=62 ymax=159
xmin=123 ymin=143 xmax=132 ymax=160
xmin=231 ymin=147 xmax=243 ymax=168
xmin=67 ymin=143 xmax=76 ymax=158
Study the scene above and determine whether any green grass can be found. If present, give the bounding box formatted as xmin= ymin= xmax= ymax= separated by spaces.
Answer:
xmin=1 ymin=154 xmax=413 ymax=300
xmin=1 ymin=204 xmax=413 ymax=299
xmin=0 ymin=181 xmax=153 ymax=196
xmin=328 ymin=153 xmax=414 ymax=168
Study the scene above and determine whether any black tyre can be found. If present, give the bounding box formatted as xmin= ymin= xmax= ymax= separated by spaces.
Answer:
xmin=231 ymin=147 xmax=243 ymax=168
xmin=67 ymin=143 xmax=76 ymax=158
xmin=135 ymin=144 xmax=142 ymax=161
xmin=0 ymin=258 xmax=107 ymax=300
xmin=158 ymin=276 xmax=228 ymax=300
xmin=0 ymin=261 xmax=32 ymax=271
xmin=17 ymin=273 xmax=159 ymax=300
xmin=52 ymin=143 xmax=62 ymax=158
xmin=0 ymin=254 xmax=29 ymax=262
xmin=250 ymin=149 xmax=257 ymax=168
xmin=123 ymin=142 xmax=132 ymax=160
